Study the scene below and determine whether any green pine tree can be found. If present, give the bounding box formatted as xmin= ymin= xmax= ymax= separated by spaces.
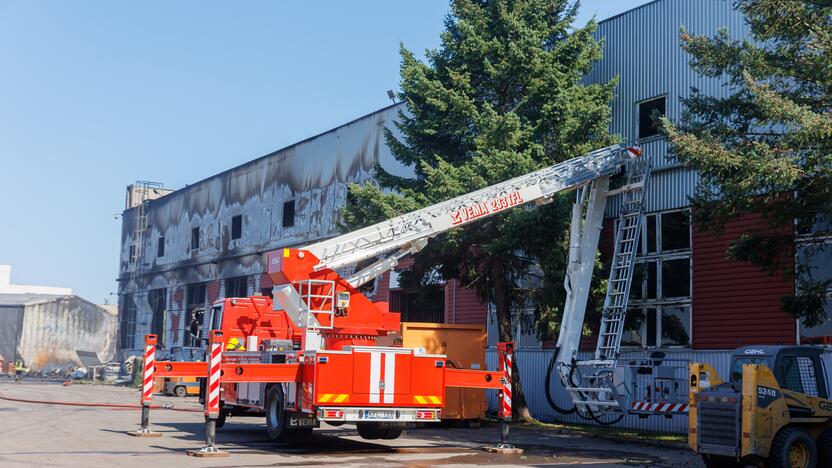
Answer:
xmin=342 ymin=0 xmax=615 ymax=420
xmin=663 ymin=0 xmax=832 ymax=327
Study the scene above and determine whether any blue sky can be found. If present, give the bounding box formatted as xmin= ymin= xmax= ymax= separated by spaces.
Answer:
xmin=0 ymin=0 xmax=649 ymax=303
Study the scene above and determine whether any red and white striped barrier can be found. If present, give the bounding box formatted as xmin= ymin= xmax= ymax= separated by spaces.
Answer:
xmin=142 ymin=334 xmax=157 ymax=404
xmin=205 ymin=330 xmax=224 ymax=417
xmin=498 ymin=342 xmax=514 ymax=420
xmin=630 ymin=401 xmax=689 ymax=413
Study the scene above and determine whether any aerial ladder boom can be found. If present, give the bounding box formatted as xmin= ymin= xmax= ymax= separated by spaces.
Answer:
xmin=304 ymin=144 xmax=642 ymax=288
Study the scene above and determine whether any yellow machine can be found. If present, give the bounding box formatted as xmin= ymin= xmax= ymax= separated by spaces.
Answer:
xmin=689 ymin=346 xmax=832 ymax=467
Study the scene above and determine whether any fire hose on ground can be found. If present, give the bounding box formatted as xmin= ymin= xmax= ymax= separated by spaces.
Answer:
xmin=0 ymin=393 xmax=202 ymax=412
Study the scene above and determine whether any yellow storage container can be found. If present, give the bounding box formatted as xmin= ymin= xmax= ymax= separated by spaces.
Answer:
xmin=400 ymin=322 xmax=486 ymax=421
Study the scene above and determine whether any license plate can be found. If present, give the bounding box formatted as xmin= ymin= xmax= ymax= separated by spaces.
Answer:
xmin=364 ymin=410 xmax=394 ymax=419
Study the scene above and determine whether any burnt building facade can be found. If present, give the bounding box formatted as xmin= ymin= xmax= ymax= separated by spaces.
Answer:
xmin=116 ymin=105 xmax=488 ymax=356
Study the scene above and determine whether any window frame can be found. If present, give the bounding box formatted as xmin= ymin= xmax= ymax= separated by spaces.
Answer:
xmin=191 ymin=227 xmax=200 ymax=251
xmin=636 ymin=95 xmax=667 ymax=141
xmin=157 ymin=237 xmax=165 ymax=258
xmin=282 ymin=200 xmax=295 ymax=228
xmin=231 ymin=215 xmax=242 ymax=240
xmin=621 ymin=208 xmax=693 ymax=349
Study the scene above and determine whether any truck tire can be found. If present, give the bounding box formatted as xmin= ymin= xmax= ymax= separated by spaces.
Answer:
xmin=356 ymin=422 xmax=384 ymax=440
xmin=265 ymin=385 xmax=291 ymax=441
xmin=292 ymin=427 xmax=313 ymax=440
xmin=381 ymin=427 xmax=403 ymax=440
xmin=174 ymin=386 xmax=187 ymax=398
xmin=701 ymin=454 xmax=740 ymax=468
xmin=816 ymin=428 xmax=832 ymax=467
xmin=767 ymin=426 xmax=817 ymax=468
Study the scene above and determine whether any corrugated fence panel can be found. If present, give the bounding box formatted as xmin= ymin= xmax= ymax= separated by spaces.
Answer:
xmin=488 ymin=348 xmax=832 ymax=433
xmin=486 ymin=349 xmax=736 ymax=433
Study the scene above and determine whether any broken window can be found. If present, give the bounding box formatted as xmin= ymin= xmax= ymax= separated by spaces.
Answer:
xmin=119 ymin=294 xmax=137 ymax=349
xmin=148 ymin=288 xmax=167 ymax=341
xmin=646 ymin=214 xmax=657 ymax=254
xmin=645 ymin=308 xmax=657 ymax=347
xmin=662 ymin=258 xmax=690 ymax=298
xmin=282 ymin=200 xmax=295 ymax=228
xmin=224 ymin=276 xmax=248 ymax=298
xmin=157 ymin=237 xmax=165 ymax=257
xmin=231 ymin=215 xmax=242 ymax=240
xmin=638 ymin=96 xmax=666 ymax=139
xmin=661 ymin=211 xmax=690 ymax=251
xmin=184 ymin=283 xmax=206 ymax=346
xmin=191 ymin=227 xmax=200 ymax=250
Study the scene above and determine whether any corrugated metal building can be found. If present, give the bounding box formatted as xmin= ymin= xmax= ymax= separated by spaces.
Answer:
xmin=0 ymin=293 xmax=117 ymax=371
xmin=116 ymin=0 xmax=828 ymax=431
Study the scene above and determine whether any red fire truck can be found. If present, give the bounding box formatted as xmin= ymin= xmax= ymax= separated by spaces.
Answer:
xmin=138 ymin=144 xmax=666 ymax=454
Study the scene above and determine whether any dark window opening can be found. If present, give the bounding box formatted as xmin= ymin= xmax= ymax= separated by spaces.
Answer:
xmin=119 ymin=294 xmax=137 ymax=349
xmin=661 ymin=258 xmax=690 ymax=298
xmin=646 ymin=261 xmax=657 ymax=299
xmin=191 ymin=228 xmax=200 ymax=250
xmin=157 ymin=237 xmax=165 ymax=257
xmin=645 ymin=308 xmax=657 ymax=347
xmin=646 ymin=214 xmax=657 ymax=254
xmin=638 ymin=96 xmax=666 ymax=139
xmin=630 ymin=265 xmax=644 ymax=300
xmin=149 ymin=288 xmax=167 ymax=340
xmin=185 ymin=283 xmax=206 ymax=346
xmin=260 ymin=287 xmax=273 ymax=298
xmin=231 ymin=215 xmax=242 ymax=240
xmin=225 ymin=276 xmax=248 ymax=298
xmin=282 ymin=200 xmax=295 ymax=228
xmin=388 ymin=288 xmax=444 ymax=323
xmin=661 ymin=211 xmax=690 ymax=251
xmin=129 ymin=245 xmax=136 ymax=263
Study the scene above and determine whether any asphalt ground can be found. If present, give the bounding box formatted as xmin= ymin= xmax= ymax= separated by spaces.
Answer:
xmin=0 ymin=380 xmax=702 ymax=467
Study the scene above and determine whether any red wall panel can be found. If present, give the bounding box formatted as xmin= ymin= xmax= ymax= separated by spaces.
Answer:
xmin=444 ymin=279 xmax=488 ymax=325
xmin=375 ymin=272 xmax=390 ymax=303
xmin=693 ymin=213 xmax=795 ymax=349
xmin=207 ymin=280 xmax=221 ymax=305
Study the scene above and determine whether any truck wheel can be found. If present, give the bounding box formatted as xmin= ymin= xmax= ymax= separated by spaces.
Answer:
xmin=701 ymin=454 xmax=740 ymax=467
xmin=767 ymin=426 xmax=817 ymax=468
xmin=265 ymin=385 xmax=290 ymax=441
xmin=292 ymin=427 xmax=313 ymax=440
xmin=174 ymin=386 xmax=187 ymax=398
xmin=356 ymin=422 xmax=384 ymax=440
xmin=381 ymin=427 xmax=403 ymax=440
xmin=816 ymin=428 xmax=832 ymax=467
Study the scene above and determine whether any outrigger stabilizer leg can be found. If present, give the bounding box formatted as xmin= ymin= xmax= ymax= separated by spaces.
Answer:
xmin=187 ymin=330 xmax=229 ymax=457
xmin=483 ymin=342 xmax=523 ymax=455
xmin=128 ymin=334 xmax=161 ymax=437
